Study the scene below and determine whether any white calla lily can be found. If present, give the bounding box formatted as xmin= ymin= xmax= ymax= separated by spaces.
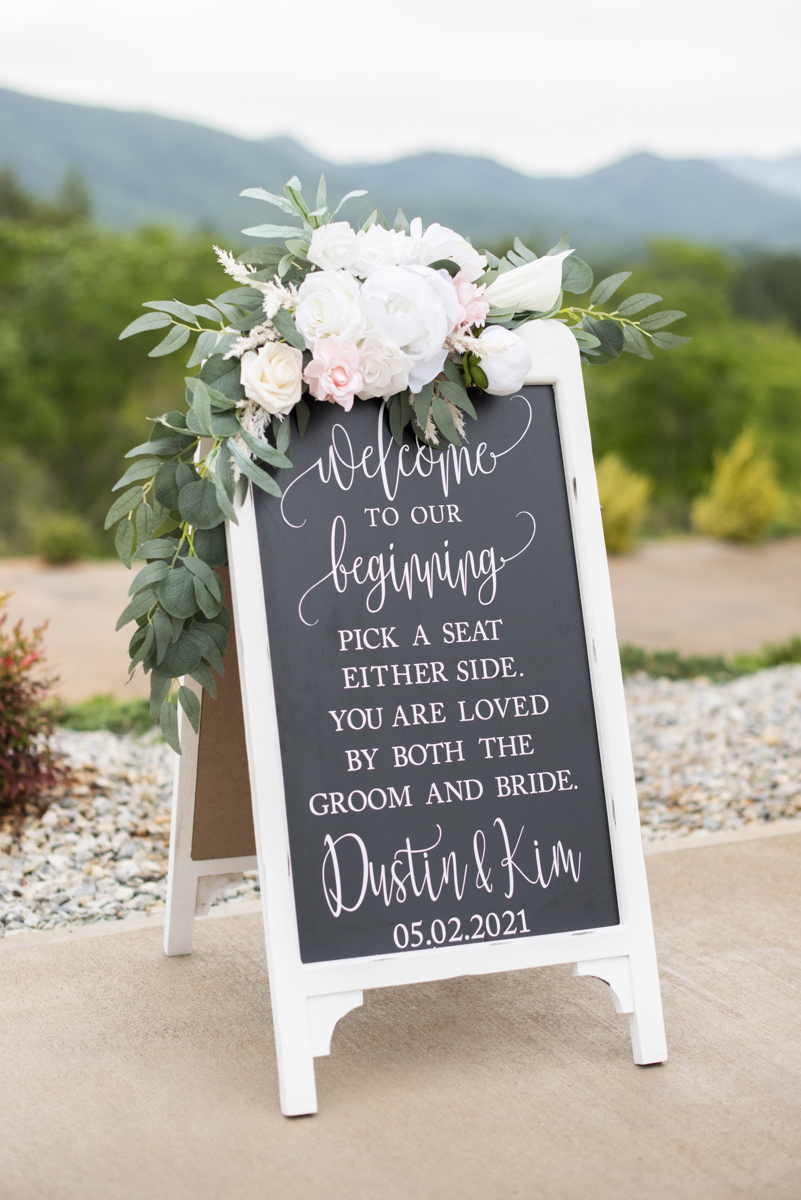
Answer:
xmin=484 ymin=249 xmax=573 ymax=313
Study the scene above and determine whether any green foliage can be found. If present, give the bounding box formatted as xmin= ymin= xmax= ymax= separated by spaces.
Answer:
xmin=620 ymin=635 xmax=801 ymax=681
xmin=733 ymin=254 xmax=801 ymax=336
xmin=0 ymin=211 xmax=231 ymax=554
xmin=691 ymin=428 xmax=782 ymax=543
xmin=55 ymin=693 xmax=153 ymax=736
xmin=585 ymin=242 xmax=801 ymax=514
xmin=0 ymin=592 xmax=61 ymax=818
xmin=0 ymin=165 xmax=91 ymax=227
xmin=36 ymin=514 xmax=92 ymax=564
xmin=595 ymin=454 xmax=652 ymax=554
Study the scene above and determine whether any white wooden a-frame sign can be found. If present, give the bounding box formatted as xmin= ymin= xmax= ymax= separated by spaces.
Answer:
xmin=164 ymin=319 xmax=667 ymax=1116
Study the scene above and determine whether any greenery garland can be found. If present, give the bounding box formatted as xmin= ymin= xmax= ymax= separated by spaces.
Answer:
xmin=110 ymin=176 xmax=689 ymax=753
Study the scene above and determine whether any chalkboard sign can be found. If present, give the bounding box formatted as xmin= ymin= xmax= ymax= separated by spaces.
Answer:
xmin=168 ymin=319 xmax=666 ymax=1116
xmin=256 ymin=386 xmax=619 ymax=963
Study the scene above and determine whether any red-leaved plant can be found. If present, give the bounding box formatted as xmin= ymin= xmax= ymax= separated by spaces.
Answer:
xmin=0 ymin=592 xmax=62 ymax=821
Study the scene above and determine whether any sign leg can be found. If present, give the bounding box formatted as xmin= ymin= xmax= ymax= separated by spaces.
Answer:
xmin=164 ymin=686 xmax=202 ymax=956
xmin=269 ymin=979 xmax=319 ymax=1116
xmin=574 ymin=951 xmax=667 ymax=1065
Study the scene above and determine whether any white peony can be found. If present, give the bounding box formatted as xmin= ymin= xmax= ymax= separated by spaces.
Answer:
xmin=474 ymin=326 xmax=533 ymax=396
xmin=360 ymin=264 xmax=461 ymax=393
xmin=483 ymin=249 xmax=573 ymax=313
xmin=240 ymin=342 xmax=303 ymax=415
xmin=294 ymin=269 xmax=363 ymax=347
xmin=352 ymin=225 xmax=414 ymax=277
xmin=411 ymin=218 xmax=487 ymax=282
xmin=357 ymin=328 xmax=412 ymax=399
xmin=307 ymin=222 xmax=358 ymax=272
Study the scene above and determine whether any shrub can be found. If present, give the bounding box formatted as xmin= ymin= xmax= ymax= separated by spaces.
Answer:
xmin=36 ymin=514 xmax=91 ymax=564
xmin=691 ymin=428 xmax=781 ymax=543
xmin=56 ymin=693 xmax=152 ymax=736
xmin=595 ymin=453 xmax=652 ymax=554
xmin=0 ymin=592 xmax=61 ymax=820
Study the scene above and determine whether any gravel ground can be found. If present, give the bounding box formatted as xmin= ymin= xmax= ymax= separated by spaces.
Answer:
xmin=3 ymin=664 xmax=801 ymax=936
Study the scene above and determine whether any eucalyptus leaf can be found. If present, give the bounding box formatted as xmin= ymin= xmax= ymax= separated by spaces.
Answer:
xmin=133 ymin=538 xmax=178 ymax=562
xmin=590 ymin=272 xmax=631 ymax=307
xmin=125 ymin=438 xmax=180 ymax=459
xmin=209 ymin=410 xmax=241 ymax=437
xmin=175 ymin=463 xmax=198 ymax=490
xmin=622 ymin=325 xmax=654 ymax=360
xmin=236 ymin=424 xmax=292 ymax=467
xmin=135 ymin=503 xmax=156 ymax=546
xmin=187 ymin=329 xmax=221 ymax=369
xmin=241 ymin=222 xmax=306 ymax=239
xmin=428 ymin=259 xmax=460 ymax=278
xmin=512 ymin=237 xmax=537 ymax=263
xmin=157 ymin=566 xmax=200 ymax=619
xmin=316 ymin=174 xmax=327 ymax=212
xmin=393 ymin=208 xmax=410 ymax=234
xmin=105 ymin=486 xmax=143 ymax=530
xmin=236 ymin=245 xmax=285 ymax=266
xmin=154 ymin=630 xmax=203 ymax=678
xmin=431 ymin=393 xmax=461 ymax=447
xmin=191 ymin=378 xmax=214 ymax=434
xmin=149 ymin=674 xmax=171 ymax=722
xmin=388 ymin=395 xmax=404 ymax=446
xmin=190 ymin=662 xmax=217 ymax=699
xmin=119 ymin=312 xmax=172 ymax=340
xmin=333 ymin=189 xmax=368 ymax=216
xmin=199 ymin=354 xmax=244 ymax=401
xmin=209 ymin=457 xmax=238 ymax=524
xmin=193 ymin=525 xmax=228 ymax=568
xmin=639 ymin=310 xmax=687 ymax=331
xmin=152 ymin=608 xmax=172 ymax=664
xmin=186 ymin=627 xmax=225 ymax=675
xmin=129 ymin=560 xmax=169 ymax=596
xmin=159 ymin=700 xmax=181 ymax=754
xmin=414 ymin=381 xmax=434 ymax=430
xmin=561 ymin=256 xmax=593 ymax=296
xmin=239 ymin=187 xmax=298 ymax=215
xmin=295 ymin=397 xmax=310 ymax=436
xmin=178 ymin=478 xmax=225 ymax=529
xmin=152 ymin=462 xmax=179 ymax=512
xmin=193 ymin=577 xmax=223 ymax=619
xmin=617 ymin=292 xmax=662 ymax=316
xmin=547 ymin=231 xmax=570 ymax=256
xmin=178 ymin=686 xmax=201 ymax=734
xmin=275 ymin=416 xmax=291 ymax=455
xmin=438 ymin=380 xmax=476 ymax=419
xmin=190 ymin=303 xmax=224 ymax=322
xmin=115 ymin=519 xmax=135 ymax=568
xmin=182 ymin=557 xmax=223 ymax=600
xmin=116 ymin=588 xmax=157 ymax=630
xmin=130 ymin=623 xmax=155 ymax=668
xmin=651 ymin=331 xmax=692 ymax=349
xmin=143 ymin=299 xmax=198 ymax=324
xmin=229 ymin=441 xmax=282 ymax=497
xmin=148 ymin=325 xmax=191 ymax=358
xmin=271 ymin=306 xmax=306 ymax=349
xmin=112 ymin=457 xmax=161 ymax=491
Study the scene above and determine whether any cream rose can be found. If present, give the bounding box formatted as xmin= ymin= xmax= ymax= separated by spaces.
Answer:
xmin=474 ymin=326 xmax=533 ymax=396
xmin=307 ymin=222 xmax=358 ymax=272
xmin=240 ymin=342 xmax=303 ymax=416
xmin=294 ymin=269 xmax=363 ymax=346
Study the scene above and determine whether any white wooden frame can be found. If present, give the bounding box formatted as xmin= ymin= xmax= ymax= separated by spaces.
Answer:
xmin=167 ymin=319 xmax=667 ymax=1115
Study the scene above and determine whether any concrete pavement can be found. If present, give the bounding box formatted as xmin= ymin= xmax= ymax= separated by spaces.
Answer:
xmin=1 ymin=829 xmax=800 ymax=1199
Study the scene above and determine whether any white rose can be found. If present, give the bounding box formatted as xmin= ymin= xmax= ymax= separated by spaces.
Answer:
xmin=357 ymin=328 xmax=412 ymax=399
xmin=411 ymin=218 xmax=487 ymax=283
xmin=294 ymin=269 xmax=363 ymax=346
xmin=360 ymin=264 xmax=460 ymax=393
xmin=474 ymin=326 xmax=533 ymax=396
xmin=307 ymin=222 xmax=358 ymax=272
xmin=483 ymin=249 xmax=573 ymax=313
xmin=240 ymin=342 xmax=303 ymax=415
xmin=352 ymin=225 xmax=414 ymax=277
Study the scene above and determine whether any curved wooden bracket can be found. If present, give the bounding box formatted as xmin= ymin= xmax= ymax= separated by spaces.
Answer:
xmin=307 ymin=991 xmax=364 ymax=1058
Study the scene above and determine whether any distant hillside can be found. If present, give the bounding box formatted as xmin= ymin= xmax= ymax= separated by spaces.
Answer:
xmin=3 ymin=86 xmax=801 ymax=253
xmin=723 ymin=154 xmax=801 ymax=203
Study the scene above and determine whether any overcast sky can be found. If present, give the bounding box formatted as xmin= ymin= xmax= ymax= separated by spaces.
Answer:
xmin=1 ymin=0 xmax=797 ymax=176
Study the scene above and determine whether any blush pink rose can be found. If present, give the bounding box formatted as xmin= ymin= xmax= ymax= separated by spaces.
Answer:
xmin=452 ymin=271 xmax=490 ymax=329
xmin=303 ymin=336 xmax=364 ymax=411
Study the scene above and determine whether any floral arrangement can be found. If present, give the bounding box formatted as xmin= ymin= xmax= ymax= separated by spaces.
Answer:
xmin=111 ymin=176 xmax=689 ymax=751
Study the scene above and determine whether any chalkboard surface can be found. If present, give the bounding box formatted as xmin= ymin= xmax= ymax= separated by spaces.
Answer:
xmin=254 ymin=387 xmax=619 ymax=964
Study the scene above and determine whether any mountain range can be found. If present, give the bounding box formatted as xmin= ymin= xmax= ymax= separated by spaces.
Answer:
xmin=2 ymin=86 xmax=801 ymax=255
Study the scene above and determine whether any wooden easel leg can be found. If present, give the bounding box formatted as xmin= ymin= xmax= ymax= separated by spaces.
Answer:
xmin=573 ymin=950 xmax=667 ymax=1065
xmin=164 ymin=682 xmax=202 ymax=957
